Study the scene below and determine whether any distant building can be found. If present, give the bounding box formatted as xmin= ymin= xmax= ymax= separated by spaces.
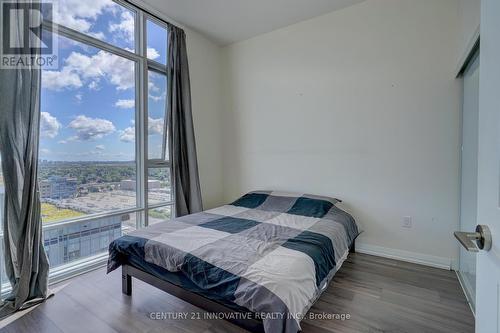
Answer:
xmin=39 ymin=181 xmax=51 ymax=198
xmin=148 ymin=180 xmax=161 ymax=189
xmin=40 ymin=176 xmax=77 ymax=199
xmin=120 ymin=179 xmax=136 ymax=191
xmin=1 ymin=214 xmax=127 ymax=285
xmin=120 ymin=179 xmax=160 ymax=191
xmin=43 ymin=215 xmax=123 ymax=267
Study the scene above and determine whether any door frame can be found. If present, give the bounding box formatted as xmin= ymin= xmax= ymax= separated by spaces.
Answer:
xmin=455 ymin=29 xmax=481 ymax=317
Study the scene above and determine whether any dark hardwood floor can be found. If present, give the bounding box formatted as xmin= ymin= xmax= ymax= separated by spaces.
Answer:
xmin=1 ymin=253 xmax=474 ymax=333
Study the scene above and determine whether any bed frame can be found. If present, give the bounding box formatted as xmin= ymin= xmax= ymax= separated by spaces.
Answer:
xmin=121 ymin=241 xmax=355 ymax=332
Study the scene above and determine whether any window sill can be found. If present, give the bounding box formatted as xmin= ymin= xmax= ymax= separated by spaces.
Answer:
xmin=1 ymin=252 xmax=109 ymax=298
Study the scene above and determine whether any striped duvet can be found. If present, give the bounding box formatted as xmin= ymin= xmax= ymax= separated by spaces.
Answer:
xmin=108 ymin=191 xmax=359 ymax=333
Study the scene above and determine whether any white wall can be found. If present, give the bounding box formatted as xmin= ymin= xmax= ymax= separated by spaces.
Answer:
xmin=458 ymin=0 xmax=481 ymax=57
xmin=221 ymin=0 xmax=462 ymax=268
xmin=130 ymin=0 xmax=226 ymax=210
xmin=186 ymin=30 xmax=225 ymax=209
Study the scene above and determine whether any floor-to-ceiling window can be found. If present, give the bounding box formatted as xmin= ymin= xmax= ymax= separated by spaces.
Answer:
xmin=2 ymin=0 xmax=175 ymax=284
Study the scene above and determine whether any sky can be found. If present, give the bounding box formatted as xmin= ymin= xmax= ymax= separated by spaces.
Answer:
xmin=39 ymin=0 xmax=168 ymax=162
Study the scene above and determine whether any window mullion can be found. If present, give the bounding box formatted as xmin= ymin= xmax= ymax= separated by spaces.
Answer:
xmin=147 ymin=159 xmax=170 ymax=168
xmin=41 ymin=21 xmax=140 ymax=63
xmin=161 ymin=74 xmax=168 ymax=161
xmin=135 ymin=10 xmax=146 ymax=230
xmin=139 ymin=11 xmax=150 ymax=227
xmin=147 ymin=60 xmax=168 ymax=74
xmin=148 ymin=202 xmax=174 ymax=210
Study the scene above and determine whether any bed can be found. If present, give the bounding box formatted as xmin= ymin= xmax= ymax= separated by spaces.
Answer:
xmin=107 ymin=191 xmax=359 ymax=333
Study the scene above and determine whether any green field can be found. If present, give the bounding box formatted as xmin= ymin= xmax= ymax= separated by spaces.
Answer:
xmin=41 ymin=203 xmax=85 ymax=223
xmin=148 ymin=208 xmax=171 ymax=220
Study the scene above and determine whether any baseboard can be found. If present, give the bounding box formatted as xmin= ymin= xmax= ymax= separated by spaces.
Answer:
xmin=355 ymin=243 xmax=453 ymax=270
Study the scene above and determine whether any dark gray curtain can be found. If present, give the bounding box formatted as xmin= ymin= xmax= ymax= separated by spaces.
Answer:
xmin=0 ymin=1 xmax=50 ymax=318
xmin=167 ymin=25 xmax=203 ymax=217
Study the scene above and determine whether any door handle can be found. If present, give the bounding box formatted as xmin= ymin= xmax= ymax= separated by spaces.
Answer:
xmin=454 ymin=225 xmax=492 ymax=252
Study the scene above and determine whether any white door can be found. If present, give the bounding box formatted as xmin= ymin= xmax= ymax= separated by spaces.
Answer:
xmin=475 ymin=0 xmax=500 ymax=331
xmin=459 ymin=48 xmax=479 ymax=311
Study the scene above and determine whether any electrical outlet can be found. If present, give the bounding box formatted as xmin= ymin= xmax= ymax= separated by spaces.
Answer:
xmin=402 ymin=216 xmax=412 ymax=228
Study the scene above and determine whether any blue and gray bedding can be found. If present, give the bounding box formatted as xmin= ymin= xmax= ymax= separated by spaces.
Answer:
xmin=108 ymin=191 xmax=359 ymax=333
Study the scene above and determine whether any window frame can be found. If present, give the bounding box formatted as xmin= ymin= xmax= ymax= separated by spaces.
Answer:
xmin=0 ymin=0 xmax=179 ymax=296
xmin=143 ymin=13 xmax=174 ymax=224
xmin=36 ymin=0 xmax=172 ymax=264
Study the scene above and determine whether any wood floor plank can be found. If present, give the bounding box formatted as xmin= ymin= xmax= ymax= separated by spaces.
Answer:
xmin=33 ymin=290 xmax=119 ymax=333
xmin=1 ymin=253 xmax=475 ymax=333
xmin=1 ymin=307 xmax=63 ymax=333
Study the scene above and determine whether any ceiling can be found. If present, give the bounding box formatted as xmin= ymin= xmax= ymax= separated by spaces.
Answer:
xmin=142 ymin=0 xmax=365 ymax=45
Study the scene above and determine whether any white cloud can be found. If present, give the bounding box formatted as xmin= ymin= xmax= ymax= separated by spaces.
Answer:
xmin=95 ymin=145 xmax=105 ymax=151
xmin=147 ymin=47 xmax=160 ymax=60
xmin=119 ymin=117 xmax=163 ymax=143
xmin=43 ymin=50 xmax=134 ymax=91
xmin=148 ymin=81 xmax=159 ymax=93
xmin=68 ymin=51 xmax=135 ymax=90
xmin=89 ymin=31 xmax=106 ymax=40
xmin=88 ymin=81 xmax=99 ymax=90
xmin=119 ymin=126 xmax=135 ymax=142
xmin=148 ymin=117 xmax=164 ymax=135
xmin=56 ymin=0 xmax=115 ymax=37
xmin=75 ymin=93 xmax=83 ymax=101
xmin=109 ymin=10 xmax=134 ymax=42
xmin=68 ymin=115 xmax=116 ymax=141
xmin=115 ymin=99 xmax=135 ymax=109
xmin=42 ymin=68 xmax=82 ymax=91
xmin=149 ymin=93 xmax=166 ymax=102
xmin=40 ymin=112 xmax=61 ymax=138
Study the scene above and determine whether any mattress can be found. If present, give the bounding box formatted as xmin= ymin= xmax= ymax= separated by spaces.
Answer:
xmin=108 ymin=191 xmax=359 ymax=333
